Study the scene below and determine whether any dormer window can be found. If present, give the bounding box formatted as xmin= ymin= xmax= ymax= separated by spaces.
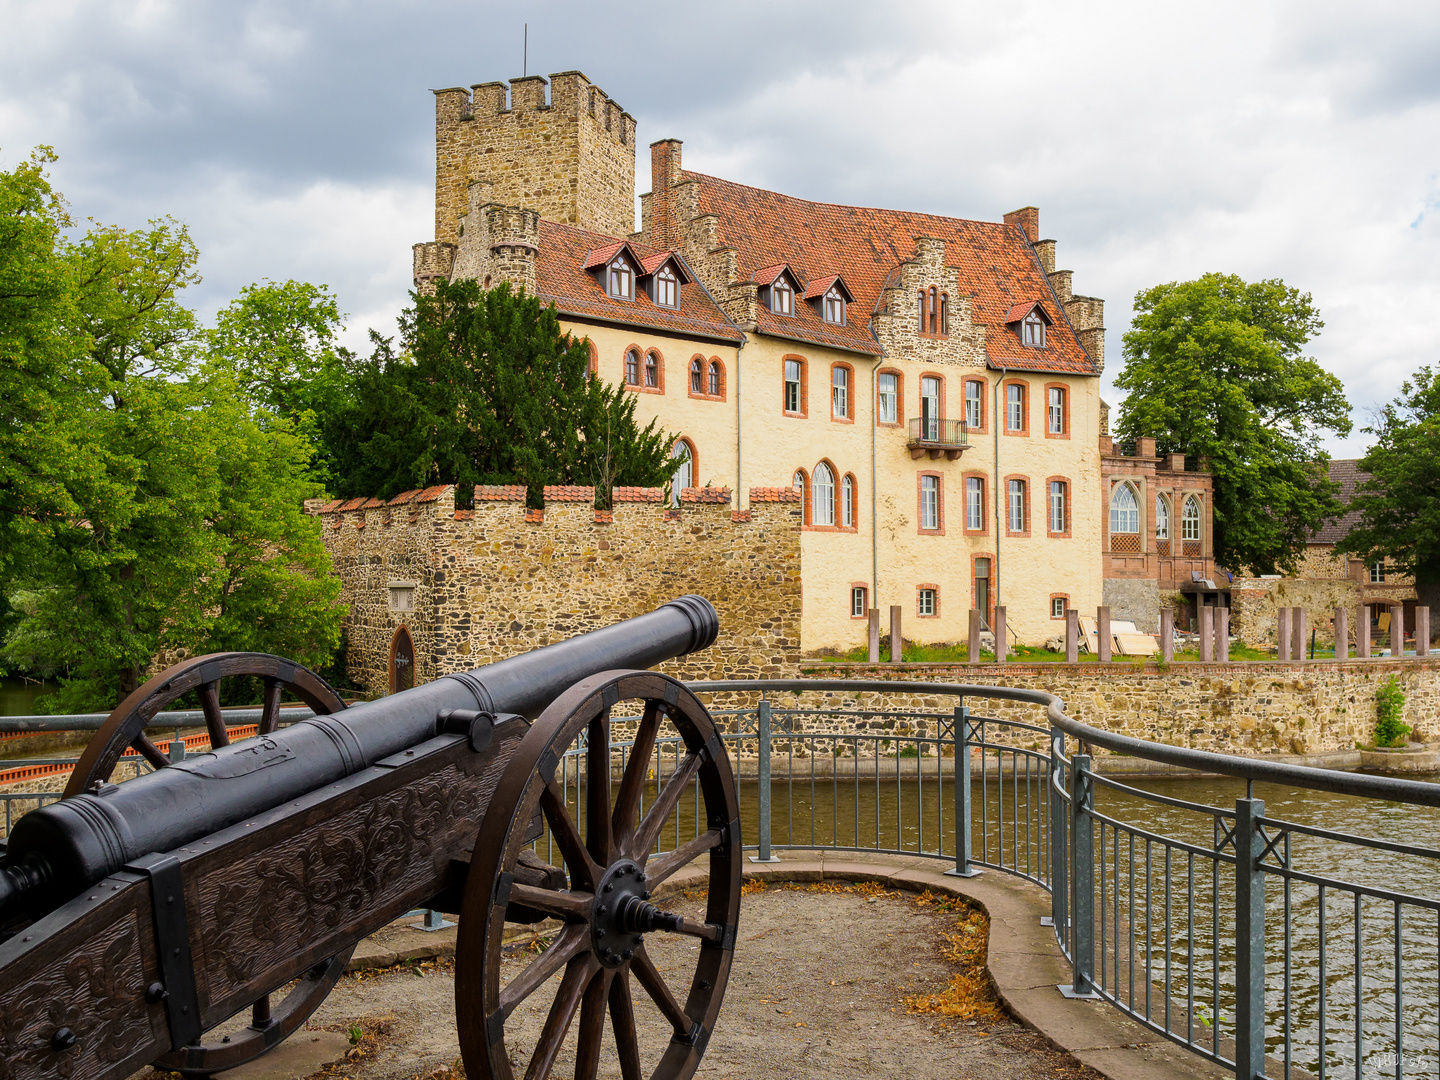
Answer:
xmin=823 ymin=286 xmax=845 ymax=325
xmin=770 ymin=276 xmax=793 ymax=315
xmin=1022 ymin=313 xmax=1045 ymax=347
xmin=607 ymin=255 xmax=634 ymax=300
xmin=653 ymin=265 xmax=679 ymax=308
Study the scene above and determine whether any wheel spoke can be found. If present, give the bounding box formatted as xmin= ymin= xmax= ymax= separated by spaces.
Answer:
xmin=509 ymin=883 xmax=592 ymax=922
xmin=630 ymin=945 xmax=690 ymax=1036
xmin=586 ymin=708 xmax=613 ymax=865
xmin=627 ymin=751 xmax=703 ymax=860
xmin=645 ymin=829 xmax=723 ymax=886
xmin=541 ymin=784 xmax=601 ymax=892
xmin=611 ymin=700 xmax=662 ymax=848
xmin=499 ymin=925 xmax=589 ymax=1016
xmin=200 ymin=681 xmax=228 ymax=748
xmin=608 ymin=969 xmax=642 ymax=1080
xmin=524 ymin=953 xmax=595 ymax=1080
xmin=259 ymin=678 xmax=283 ymax=735
xmin=131 ymin=733 xmax=172 ymax=770
xmin=573 ymin=969 xmax=610 ymax=1080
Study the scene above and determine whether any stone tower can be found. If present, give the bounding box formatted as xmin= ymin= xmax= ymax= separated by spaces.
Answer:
xmin=430 ymin=71 xmax=636 ymax=245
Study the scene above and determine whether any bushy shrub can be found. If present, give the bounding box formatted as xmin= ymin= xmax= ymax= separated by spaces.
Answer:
xmin=1373 ymin=676 xmax=1410 ymax=748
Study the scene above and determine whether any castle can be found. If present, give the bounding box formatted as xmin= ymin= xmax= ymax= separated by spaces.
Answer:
xmin=405 ymin=70 xmax=1217 ymax=655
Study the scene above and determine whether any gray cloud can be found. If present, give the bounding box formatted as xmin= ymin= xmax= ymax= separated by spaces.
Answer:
xmin=2 ymin=0 xmax=1435 ymax=458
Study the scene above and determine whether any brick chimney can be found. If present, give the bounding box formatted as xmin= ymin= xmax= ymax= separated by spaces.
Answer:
xmin=649 ymin=139 xmax=684 ymax=249
xmin=1003 ymin=206 xmax=1039 ymax=243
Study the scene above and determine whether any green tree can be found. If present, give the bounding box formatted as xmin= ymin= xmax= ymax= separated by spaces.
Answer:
xmin=325 ymin=279 xmax=675 ymax=505
xmin=1335 ymin=367 xmax=1440 ymax=616
xmin=1 ymin=153 xmax=345 ymax=708
xmin=1115 ymin=273 xmax=1351 ymax=574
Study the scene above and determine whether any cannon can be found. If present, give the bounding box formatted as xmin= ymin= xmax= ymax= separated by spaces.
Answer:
xmin=0 ymin=596 xmax=741 ymax=1080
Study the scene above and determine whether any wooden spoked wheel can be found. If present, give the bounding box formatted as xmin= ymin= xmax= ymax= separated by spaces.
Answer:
xmin=457 ymin=670 xmax=742 ymax=1080
xmin=67 ymin=652 xmax=356 ymax=1076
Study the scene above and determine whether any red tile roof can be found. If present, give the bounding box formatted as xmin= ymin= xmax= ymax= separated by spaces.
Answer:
xmin=685 ymin=172 xmax=1099 ymax=375
xmin=751 ymin=263 xmax=788 ymax=286
xmin=799 ymin=274 xmax=852 ymax=301
xmin=1003 ymin=300 xmax=1050 ymax=324
xmin=539 ymin=221 xmax=744 ymax=344
xmin=581 ymin=240 xmax=627 ymax=270
xmin=1310 ymin=460 xmax=1371 ymax=545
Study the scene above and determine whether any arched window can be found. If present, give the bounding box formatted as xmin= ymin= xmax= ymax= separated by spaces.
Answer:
xmin=389 ymin=626 xmax=414 ymax=694
xmin=793 ymin=469 xmax=808 ymax=524
xmin=939 ymin=292 xmax=948 ymax=335
xmin=1155 ymin=494 xmax=1171 ymax=555
xmin=770 ymin=276 xmax=793 ymax=315
xmin=690 ymin=358 xmax=703 ymax=394
xmin=1022 ymin=313 xmax=1045 ymax=346
xmin=928 ymin=287 xmax=939 ymax=334
xmin=654 ymin=265 xmax=678 ymax=308
xmin=707 ymin=360 xmax=722 ymax=396
xmin=1182 ymin=495 xmax=1202 ymax=551
xmin=1110 ymin=484 xmax=1140 ymax=552
xmin=624 ymin=349 xmax=640 ymax=385
xmin=920 ymin=376 xmax=941 ymax=440
xmin=644 ymin=352 xmax=659 ymax=388
xmin=823 ymin=286 xmax=845 ymax=325
xmin=813 ymin=463 xmax=835 ymax=526
xmin=670 ymin=440 xmax=693 ymax=507
xmin=608 ymin=255 xmax=633 ymax=299
xmin=842 ymin=474 xmax=855 ymax=528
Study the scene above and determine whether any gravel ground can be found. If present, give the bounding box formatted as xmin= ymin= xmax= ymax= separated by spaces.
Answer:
xmin=293 ymin=881 xmax=1102 ymax=1080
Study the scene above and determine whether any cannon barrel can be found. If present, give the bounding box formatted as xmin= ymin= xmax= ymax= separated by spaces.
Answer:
xmin=0 ymin=595 xmax=718 ymax=923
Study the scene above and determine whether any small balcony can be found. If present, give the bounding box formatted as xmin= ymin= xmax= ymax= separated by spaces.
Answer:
xmin=907 ymin=417 xmax=969 ymax=460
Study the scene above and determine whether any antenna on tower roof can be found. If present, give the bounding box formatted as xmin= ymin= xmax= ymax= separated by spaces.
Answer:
xmin=523 ymin=24 xmax=527 ymax=77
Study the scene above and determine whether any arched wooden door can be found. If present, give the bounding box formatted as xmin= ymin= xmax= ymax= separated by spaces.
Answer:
xmin=389 ymin=625 xmax=414 ymax=694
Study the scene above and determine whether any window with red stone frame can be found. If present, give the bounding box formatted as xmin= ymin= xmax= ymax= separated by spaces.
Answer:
xmin=782 ymin=355 xmax=809 ymax=417
xmin=1043 ymin=383 xmax=1069 ymax=438
xmin=917 ymin=472 xmax=944 ymax=535
xmin=917 ymin=583 xmax=940 ymax=618
xmin=963 ymin=378 xmax=987 ymax=433
xmin=963 ymin=472 xmax=988 ymax=534
xmin=1004 ymin=474 xmax=1031 ymax=537
xmin=707 ymin=358 xmax=726 ymax=400
xmin=1046 ymin=477 xmax=1072 ymax=538
xmin=850 ymin=583 xmax=869 ymax=619
xmin=1003 ymin=378 xmax=1030 ymax=435
xmin=876 ymin=368 xmax=903 ymax=427
xmin=792 ymin=467 xmax=811 ymax=526
xmin=1050 ymin=594 xmax=1070 ymax=620
xmin=830 ymin=362 xmax=855 ymax=422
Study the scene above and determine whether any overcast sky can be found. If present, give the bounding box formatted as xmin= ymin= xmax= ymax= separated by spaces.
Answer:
xmin=3 ymin=0 xmax=1436 ymax=458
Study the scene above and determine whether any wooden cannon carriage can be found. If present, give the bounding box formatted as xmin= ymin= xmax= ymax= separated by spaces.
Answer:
xmin=0 ymin=597 xmax=741 ymax=1080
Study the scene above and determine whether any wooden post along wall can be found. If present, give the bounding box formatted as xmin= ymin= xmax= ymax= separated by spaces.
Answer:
xmin=1066 ymin=608 xmax=1079 ymax=664
xmin=1217 ymin=607 xmax=1230 ymax=662
xmin=1160 ymin=609 xmax=1174 ymax=664
xmin=1200 ymin=604 xmax=1213 ymax=662
xmin=889 ymin=606 xmax=903 ymax=665
xmin=1334 ymin=606 xmax=1349 ymax=661
xmin=968 ymin=609 xmax=983 ymax=664
xmin=1292 ymin=607 xmax=1307 ymax=661
xmin=1096 ymin=607 xmax=1112 ymax=663
xmin=1277 ymin=608 xmax=1291 ymax=663
xmin=994 ymin=607 xmax=1008 ymax=663
xmin=1357 ymin=605 xmax=1371 ymax=658
xmin=1418 ymin=607 xmax=1431 ymax=658
xmin=868 ymin=609 xmax=880 ymax=664
xmin=1390 ymin=604 xmax=1406 ymax=657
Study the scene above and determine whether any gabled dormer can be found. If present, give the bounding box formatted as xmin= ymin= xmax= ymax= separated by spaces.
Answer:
xmin=1004 ymin=301 xmax=1053 ymax=348
xmin=753 ymin=264 xmax=803 ymax=317
xmin=638 ymin=252 xmax=692 ymax=309
xmin=800 ymin=274 xmax=854 ymax=326
xmin=582 ymin=241 xmax=642 ymax=301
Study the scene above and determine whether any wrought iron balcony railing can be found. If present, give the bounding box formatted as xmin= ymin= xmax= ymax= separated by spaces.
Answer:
xmin=907 ymin=417 xmax=969 ymax=460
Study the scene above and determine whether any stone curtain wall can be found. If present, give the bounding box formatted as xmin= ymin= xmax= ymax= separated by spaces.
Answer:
xmin=744 ymin=659 xmax=1440 ymax=758
xmin=310 ymin=485 xmax=803 ymax=699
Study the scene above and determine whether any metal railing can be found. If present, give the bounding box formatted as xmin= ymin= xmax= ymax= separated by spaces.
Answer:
xmin=906 ymin=417 xmax=968 ymax=451
xmin=6 ymin=679 xmax=1440 ymax=1078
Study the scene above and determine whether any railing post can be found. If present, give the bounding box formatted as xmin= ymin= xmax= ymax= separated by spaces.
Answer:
xmin=1047 ymin=727 xmax=1068 ymax=936
xmin=1061 ymin=752 xmax=1099 ymax=998
xmin=1235 ymin=796 xmax=1267 ymax=1080
xmin=749 ymin=698 xmax=780 ymax=863
xmin=946 ymin=703 xmax=980 ymax=878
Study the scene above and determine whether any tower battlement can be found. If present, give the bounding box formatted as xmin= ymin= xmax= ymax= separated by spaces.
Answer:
xmin=431 ymin=71 xmax=636 ymax=246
